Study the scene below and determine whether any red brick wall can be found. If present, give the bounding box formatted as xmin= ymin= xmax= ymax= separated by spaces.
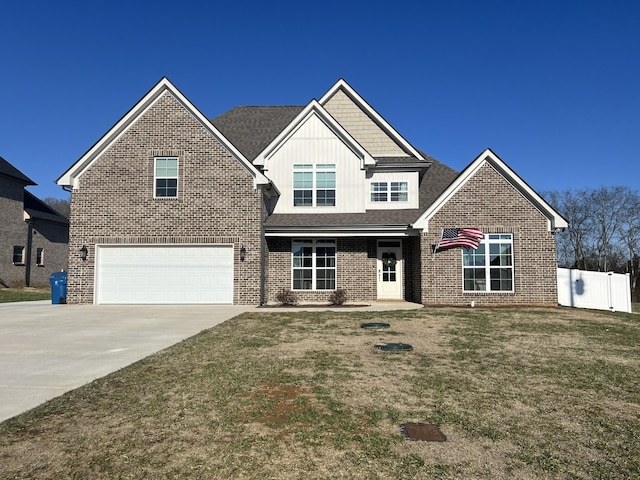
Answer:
xmin=421 ymin=162 xmax=558 ymax=306
xmin=67 ymin=91 xmax=263 ymax=304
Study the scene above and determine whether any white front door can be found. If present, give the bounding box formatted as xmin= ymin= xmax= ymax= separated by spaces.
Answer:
xmin=377 ymin=240 xmax=402 ymax=300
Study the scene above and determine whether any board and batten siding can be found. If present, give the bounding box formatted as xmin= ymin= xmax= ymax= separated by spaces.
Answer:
xmin=266 ymin=114 xmax=420 ymax=214
xmin=266 ymin=113 xmax=367 ymax=214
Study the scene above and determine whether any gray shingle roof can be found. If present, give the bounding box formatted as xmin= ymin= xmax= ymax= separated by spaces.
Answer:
xmin=418 ymin=157 xmax=459 ymax=212
xmin=24 ymin=191 xmax=69 ymax=224
xmin=264 ymin=209 xmax=423 ymax=228
xmin=211 ymin=106 xmax=304 ymax=161
xmin=211 ymin=105 xmax=460 ymax=230
xmin=264 ymin=158 xmax=459 ymax=229
xmin=375 ymin=156 xmax=424 ymax=164
xmin=0 ymin=156 xmax=36 ymax=185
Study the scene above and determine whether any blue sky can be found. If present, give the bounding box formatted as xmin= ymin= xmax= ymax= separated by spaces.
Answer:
xmin=1 ymin=0 xmax=638 ymax=200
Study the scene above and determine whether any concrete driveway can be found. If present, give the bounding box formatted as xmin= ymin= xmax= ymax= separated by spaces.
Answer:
xmin=0 ymin=301 xmax=256 ymax=422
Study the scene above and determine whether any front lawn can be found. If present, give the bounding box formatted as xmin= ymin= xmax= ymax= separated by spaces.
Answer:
xmin=0 ymin=288 xmax=50 ymax=303
xmin=0 ymin=307 xmax=638 ymax=479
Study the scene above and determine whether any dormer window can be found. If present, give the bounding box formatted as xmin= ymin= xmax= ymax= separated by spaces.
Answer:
xmin=293 ymin=164 xmax=335 ymax=207
xmin=371 ymin=181 xmax=408 ymax=202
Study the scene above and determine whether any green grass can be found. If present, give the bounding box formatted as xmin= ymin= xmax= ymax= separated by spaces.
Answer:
xmin=0 ymin=288 xmax=50 ymax=303
xmin=0 ymin=307 xmax=639 ymax=479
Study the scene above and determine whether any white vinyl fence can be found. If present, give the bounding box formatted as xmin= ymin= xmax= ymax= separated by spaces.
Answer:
xmin=557 ymin=268 xmax=632 ymax=313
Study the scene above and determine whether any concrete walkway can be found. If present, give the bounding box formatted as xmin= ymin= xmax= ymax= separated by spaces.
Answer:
xmin=0 ymin=300 xmax=423 ymax=422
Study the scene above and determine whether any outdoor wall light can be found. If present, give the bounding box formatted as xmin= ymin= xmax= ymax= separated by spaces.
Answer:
xmin=79 ymin=245 xmax=88 ymax=261
xmin=239 ymin=245 xmax=246 ymax=262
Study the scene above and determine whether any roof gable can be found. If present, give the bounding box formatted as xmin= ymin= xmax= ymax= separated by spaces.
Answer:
xmin=0 ymin=156 xmax=36 ymax=185
xmin=57 ymin=77 xmax=269 ymax=189
xmin=413 ymin=148 xmax=568 ymax=232
xmin=253 ymin=100 xmax=375 ymax=170
xmin=24 ymin=191 xmax=69 ymax=224
xmin=211 ymin=106 xmax=304 ymax=161
xmin=319 ymin=79 xmax=425 ymax=161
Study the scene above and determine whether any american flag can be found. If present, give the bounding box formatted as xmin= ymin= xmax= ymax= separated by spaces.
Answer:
xmin=437 ymin=228 xmax=484 ymax=250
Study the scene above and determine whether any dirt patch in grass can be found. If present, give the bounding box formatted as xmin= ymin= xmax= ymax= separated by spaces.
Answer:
xmin=241 ymin=382 xmax=316 ymax=425
xmin=0 ymin=308 xmax=639 ymax=479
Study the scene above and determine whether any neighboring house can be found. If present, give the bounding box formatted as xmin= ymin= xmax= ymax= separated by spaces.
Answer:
xmin=0 ymin=156 xmax=69 ymax=288
xmin=56 ymin=78 xmax=567 ymax=306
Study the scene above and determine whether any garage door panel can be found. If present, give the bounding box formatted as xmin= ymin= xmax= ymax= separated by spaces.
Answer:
xmin=96 ymin=245 xmax=233 ymax=304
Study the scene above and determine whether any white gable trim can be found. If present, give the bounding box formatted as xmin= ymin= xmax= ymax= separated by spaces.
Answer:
xmin=319 ymin=79 xmax=425 ymax=161
xmin=413 ymin=148 xmax=569 ymax=232
xmin=56 ymin=77 xmax=269 ymax=189
xmin=253 ymin=100 xmax=375 ymax=170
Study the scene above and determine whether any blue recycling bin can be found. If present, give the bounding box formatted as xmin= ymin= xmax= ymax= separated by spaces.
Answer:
xmin=50 ymin=271 xmax=68 ymax=304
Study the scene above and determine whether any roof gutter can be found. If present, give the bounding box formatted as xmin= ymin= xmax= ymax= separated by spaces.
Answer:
xmin=369 ymin=161 xmax=432 ymax=170
xmin=265 ymin=224 xmax=420 ymax=237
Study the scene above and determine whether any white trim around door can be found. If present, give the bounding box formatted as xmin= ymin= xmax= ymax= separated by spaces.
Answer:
xmin=376 ymin=240 xmax=403 ymax=300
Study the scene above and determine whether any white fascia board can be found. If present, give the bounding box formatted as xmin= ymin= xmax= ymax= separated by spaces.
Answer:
xmin=267 ymin=231 xmax=409 ymax=237
xmin=413 ymin=148 xmax=569 ymax=232
xmin=412 ymin=155 xmax=484 ymax=232
xmin=254 ymin=100 xmax=375 ymax=170
xmin=57 ymin=77 xmax=269 ymax=189
xmin=485 ymin=151 xmax=568 ymax=230
xmin=318 ymin=79 xmax=425 ymax=161
xmin=369 ymin=163 xmax=431 ymax=172
xmin=265 ymin=225 xmax=417 ymax=237
xmin=56 ymin=79 xmax=170 ymax=187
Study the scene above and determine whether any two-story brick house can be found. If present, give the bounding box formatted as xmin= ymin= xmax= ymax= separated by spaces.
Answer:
xmin=1 ymin=156 xmax=69 ymax=288
xmin=57 ymin=78 xmax=567 ymax=306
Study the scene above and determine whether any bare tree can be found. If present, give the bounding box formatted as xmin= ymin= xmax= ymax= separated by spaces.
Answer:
xmin=545 ymin=189 xmax=593 ymax=269
xmin=42 ymin=197 xmax=71 ymax=218
xmin=546 ymin=186 xmax=640 ymax=302
xmin=588 ymin=186 xmax=635 ymax=271
xmin=619 ymin=193 xmax=640 ymax=301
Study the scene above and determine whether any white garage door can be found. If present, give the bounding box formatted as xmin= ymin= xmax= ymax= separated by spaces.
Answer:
xmin=95 ymin=245 xmax=233 ymax=304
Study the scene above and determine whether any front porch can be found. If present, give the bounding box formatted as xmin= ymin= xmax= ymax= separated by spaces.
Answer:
xmin=265 ymin=236 xmax=421 ymax=305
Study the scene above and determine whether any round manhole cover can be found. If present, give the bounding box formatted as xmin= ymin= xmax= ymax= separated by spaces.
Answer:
xmin=360 ymin=322 xmax=391 ymax=329
xmin=374 ymin=342 xmax=413 ymax=352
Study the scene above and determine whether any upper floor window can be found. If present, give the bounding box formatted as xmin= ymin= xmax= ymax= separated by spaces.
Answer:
xmin=155 ymin=157 xmax=178 ymax=198
xmin=463 ymin=234 xmax=513 ymax=292
xmin=13 ymin=246 xmax=25 ymax=265
xmin=371 ymin=181 xmax=408 ymax=202
xmin=293 ymin=164 xmax=335 ymax=207
xmin=36 ymin=248 xmax=45 ymax=266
